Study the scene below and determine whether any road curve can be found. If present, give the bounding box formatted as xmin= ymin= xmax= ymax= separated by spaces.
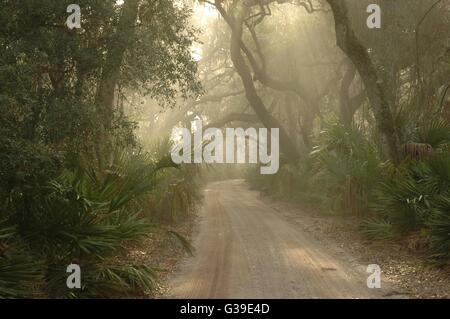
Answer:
xmin=166 ymin=180 xmax=387 ymax=299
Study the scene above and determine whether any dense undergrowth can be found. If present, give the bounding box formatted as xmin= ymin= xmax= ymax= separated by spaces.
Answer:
xmin=0 ymin=144 xmax=202 ymax=298
xmin=247 ymin=115 xmax=450 ymax=266
xmin=0 ymin=1 xmax=202 ymax=298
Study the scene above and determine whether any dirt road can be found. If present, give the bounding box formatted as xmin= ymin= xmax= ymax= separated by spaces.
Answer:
xmin=166 ymin=180 xmax=390 ymax=299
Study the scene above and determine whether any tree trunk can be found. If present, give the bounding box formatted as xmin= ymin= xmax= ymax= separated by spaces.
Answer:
xmin=339 ymin=62 xmax=356 ymax=126
xmin=94 ymin=0 xmax=139 ymax=167
xmin=327 ymin=0 xmax=400 ymax=163
xmin=228 ymin=9 xmax=301 ymax=162
xmin=96 ymin=0 xmax=139 ymax=128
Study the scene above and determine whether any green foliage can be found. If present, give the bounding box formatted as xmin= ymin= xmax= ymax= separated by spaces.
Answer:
xmin=418 ymin=118 xmax=450 ymax=150
xmin=144 ymin=139 xmax=203 ymax=223
xmin=167 ymin=230 xmax=195 ymax=257
xmin=308 ymin=121 xmax=380 ymax=214
xmin=360 ymin=218 xmax=397 ymax=241
xmin=46 ymin=263 xmax=158 ymax=299
xmin=427 ymin=196 xmax=450 ymax=264
xmin=0 ymin=221 xmax=44 ymax=298
xmin=371 ymin=172 xmax=426 ymax=233
xmin=0 ymin=0 xmax=203 ymax=298
xmin=396 ymin=107 xmax=450 ymax=150
xmin=0 ymin=150 xmax=201 ymax=298
xmin=247 ymin=116 xmax=450 ymax=264
xmin=369 ymin=153 xmax=450 ymax=264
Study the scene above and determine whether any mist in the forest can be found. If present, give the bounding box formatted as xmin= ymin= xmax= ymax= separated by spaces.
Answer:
xmin=1 ymin=0 xmax=449 ymax=300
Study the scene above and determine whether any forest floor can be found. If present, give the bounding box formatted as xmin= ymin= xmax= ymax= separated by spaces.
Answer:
xmin=142 ymin=179 xmax=449 ymax=299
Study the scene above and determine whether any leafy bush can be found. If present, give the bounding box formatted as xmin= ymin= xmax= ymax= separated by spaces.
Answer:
xmin=246 ymin=117 xmax=450 ymax=265
xmin=0 ymin=221 xmax=44 ymax=298
xmin=360 ymin=218 xmax=397 ymax=241
xmin=140 ymin=139 xmax=203 ymax=223
xmin=369 ymin=153 xmax=450 ymax=264
xmin=0 ymin=149 xmax=200 ymax=298
xmin=427 ymin=197 xmax=450 ymax=264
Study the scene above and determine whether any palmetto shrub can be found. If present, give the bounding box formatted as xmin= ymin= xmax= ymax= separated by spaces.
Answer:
xmin=309 ymin=121 xmax=380 ymax=215
xmin=417 ymin=118 xmax=450 ymax=150
xmin=427 ymin=195 xmax=450 ymax=264
xmin=244 ymin=114 xmax=449 ymax=263
xmin=370 ymin=170 xmax=427 ymax=234
xmin=246 ymin=121 xmax=380 ymax=215
xmin=360 ymin=218 xmax=397 ymax=241
xmin=359 ymin=115 xmax=450 ymax=263
xmin=0 ymin=220 xmax=44 ymax=298
xmin=0 ymin=149 xmax=200 ymax=298
xmin=369 ymin=153 xmax=450 ymax=264
xmin=143 ymin=139 xmax=202 ymax=223
xmin=18 ymin=151 xmax=170 ymax=298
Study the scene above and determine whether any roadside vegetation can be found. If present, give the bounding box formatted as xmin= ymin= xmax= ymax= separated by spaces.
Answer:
xmin=230 ymin=0 xmax=450 ymax=267
xmin=247 ymin=116 xmax=450 ymax=266
xmin=0 ymin=1 xmax=201 ymax=298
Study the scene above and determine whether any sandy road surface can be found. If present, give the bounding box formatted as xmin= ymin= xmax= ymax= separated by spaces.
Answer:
xmin=166 ymin=180 xmax=389 ymax=299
